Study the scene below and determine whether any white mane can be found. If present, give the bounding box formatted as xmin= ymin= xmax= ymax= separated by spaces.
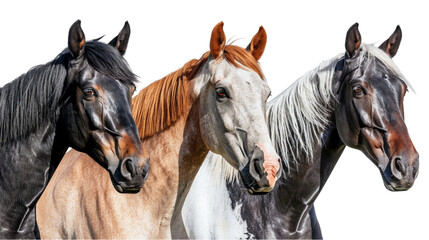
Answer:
xmin=267 ymin=54 xmax=341 ymax=171
xmin=212 ymin=43 xmax=411 ymax=180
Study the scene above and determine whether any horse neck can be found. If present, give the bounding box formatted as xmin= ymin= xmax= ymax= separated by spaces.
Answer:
xmin=268 ymin=55 xmax=343 ymax=174
xmin=0 ymin=119 xmax=64 ymax=236
xmin=141 ymin=98 xmax=208 ymax=194
xmin=138 ymin=79 xmax=208 ymax=237
xmin=0 ymin=56 xmax=82 ymax=236
xmin=265 ymin=57 xmax=348 ymax=232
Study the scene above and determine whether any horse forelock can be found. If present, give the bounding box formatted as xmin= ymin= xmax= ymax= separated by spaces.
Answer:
xmin=221 ymin=45 xmax=265 ymax=80
xmin=84 ymin=41 xmax=138 ymax=87
xmin=361 ymin=44 xmax=412 ymax=91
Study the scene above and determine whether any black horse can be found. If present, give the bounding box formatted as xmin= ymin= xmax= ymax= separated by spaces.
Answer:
xmin=0 ymin=20 xmax=149 ymax=238
xmin=183 ymin=23 xmax=419 ymax=239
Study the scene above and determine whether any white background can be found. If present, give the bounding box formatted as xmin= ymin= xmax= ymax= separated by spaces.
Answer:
xmin=0 ymin=1 xmax=427 ymax=239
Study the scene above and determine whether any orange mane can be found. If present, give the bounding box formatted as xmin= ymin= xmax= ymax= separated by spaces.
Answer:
xmin=132 ymin=45 xmax=264 ymax=139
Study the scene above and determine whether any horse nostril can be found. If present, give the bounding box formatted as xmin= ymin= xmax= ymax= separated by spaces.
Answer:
xmin=391 ymin=157 xmax=405 ymax=180
xmin=125 ymin=159 xmax=137 ymax=178
xmin=395 ymin=158 xmax=404 ymax=173
xmin=121 ymin=158 xmax=136 ymax=180
xmin=142 ymin=158 xmax=150 ymax=179
xmin=250 ymin=146 xmax=265 ymax=179
xmin=253 ymin=158 xmax=264 ymax=176
xmin=413 ymin=166 xmax=419 ymax=179
xmin=412 ymin=156 xmax=419 ymax=179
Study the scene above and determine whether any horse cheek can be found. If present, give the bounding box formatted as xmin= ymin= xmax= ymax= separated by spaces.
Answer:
xmin=336 ymin=107 xmax=359 ymax=147
xmin=83 ymin=100 xmax=104 ymax=130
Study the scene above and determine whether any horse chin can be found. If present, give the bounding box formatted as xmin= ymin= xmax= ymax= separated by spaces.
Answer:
xmin=380 ymin=169 xmax=413 ymax=192
xmin=247 ymin=186 xmax=273 ymax=195
xmin=238 ymin=171 xmax=272 ymax=195
xmin=108 ymin=171 xmax=142 ymax=194
xmin=382 ymin=180 xmax=412 ymax=192
xmin=384 ymin=183 xmax=396 ymax=192
xmin=115 ymin=185 xmax=141 ymax=194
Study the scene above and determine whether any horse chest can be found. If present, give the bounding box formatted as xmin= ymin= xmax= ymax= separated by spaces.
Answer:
xmin=151 ymin=212 xmax=174 ymax=238
xmin=159 ymin=215 xmax=170 ymax=226
xmin=155 ymin=205 xmax=174 ymax=227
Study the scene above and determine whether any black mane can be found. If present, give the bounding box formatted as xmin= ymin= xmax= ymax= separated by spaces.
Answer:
xmin=0 ymin=40 xmax=137 ymax=145
xmin=0 ymin=55 xmax=68 ymax=145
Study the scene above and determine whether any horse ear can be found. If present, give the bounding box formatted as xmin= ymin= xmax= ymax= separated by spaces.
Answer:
xmin=379 ymin=25 xmax=402 ymax=58
xmin=109 ymin=21 xmax=131 ymax=56
xmin=246 ymin=26 xmax=267 ymax=61
xmin=345 ymin=23 xmax=361 ymax=58
xmin=210 ymin=21 xmax=226 ymax=59
xmin=68 ymin=20 xmax=86 ymax=59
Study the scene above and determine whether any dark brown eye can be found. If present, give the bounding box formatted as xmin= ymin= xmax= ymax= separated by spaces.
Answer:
xmin=216 ymin=88 xmax=227 ymax=98
xmin=83 ymin=88 xmax=95 ymax=96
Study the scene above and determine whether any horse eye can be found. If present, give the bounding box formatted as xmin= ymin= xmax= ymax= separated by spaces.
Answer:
xmin=353 ymin=85 xmax=364 ymax=96
xmin=83 ymin=88 xmax=95 ymax=97
xmin=216 ymin=88 xmax=227 ymax=98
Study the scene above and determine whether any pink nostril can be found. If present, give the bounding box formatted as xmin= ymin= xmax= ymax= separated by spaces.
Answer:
xmin=264 ymin=160 xmax=279 ymax=187
xmin=255 ymin=144 xmax=280 ymax=187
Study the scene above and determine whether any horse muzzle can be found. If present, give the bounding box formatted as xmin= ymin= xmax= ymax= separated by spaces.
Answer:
xmin=239 ymin=145 xmax=281 ymax=194
xmin=110 ymin=157 xmax=150 ymax=193
xmin=383 ymin=152 xmax=419 ymax=191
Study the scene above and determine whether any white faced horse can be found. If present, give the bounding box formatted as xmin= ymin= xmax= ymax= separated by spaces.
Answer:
xmin=183 ymin=23 xmax=418 ymax=239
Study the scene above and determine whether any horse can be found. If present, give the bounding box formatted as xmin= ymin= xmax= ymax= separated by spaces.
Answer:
xmin=183 ymin=23 xmax=419 ymax=239
xmin=0 ymin=20 xmax=149 ymax=239
xmin=36 ymin=22 xmax=281 ymax=238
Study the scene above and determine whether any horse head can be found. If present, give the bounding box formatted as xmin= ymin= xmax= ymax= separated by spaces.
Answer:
xmin=335 ymin=23 xmax=418 ymax=191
